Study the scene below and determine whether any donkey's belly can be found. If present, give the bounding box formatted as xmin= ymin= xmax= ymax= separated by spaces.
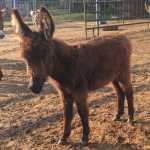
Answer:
xmin=88 ymin=73 xmax=116 ymax=91
xmin=89 ymin=80 xmax=110 ymax=91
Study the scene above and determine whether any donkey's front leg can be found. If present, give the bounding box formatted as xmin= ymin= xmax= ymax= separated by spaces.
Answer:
xmin=76 ymin=94 xmax=90 ymax=146
xmin=58 ymin=93 xmax=74 ymax=144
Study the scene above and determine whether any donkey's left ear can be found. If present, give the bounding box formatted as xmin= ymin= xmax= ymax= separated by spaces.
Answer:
xmin=11 ymin=9 xmax=32 ymax=37
xmin=38 ymin=7 xmax=55 ymax=40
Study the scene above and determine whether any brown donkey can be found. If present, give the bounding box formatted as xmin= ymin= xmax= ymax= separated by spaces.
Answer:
xmin=11 ymin=7 xmax=134 ymax=146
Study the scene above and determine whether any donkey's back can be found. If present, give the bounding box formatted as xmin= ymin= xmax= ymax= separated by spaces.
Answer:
xmin=76 ymin=35 xmax=132 ymax=90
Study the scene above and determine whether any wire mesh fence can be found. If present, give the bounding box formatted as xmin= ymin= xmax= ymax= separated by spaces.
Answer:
xmin=84 ymin=0 xmax=147 ymax=21
xmin=1 ymin=0 xmax=85 ymax=22
xmin=83 ymin=0 xmax=150 ymax=38
xmin=2 ymin=0 xmax=149 ymax=21
xmin=0 ymin=0 xmax=150 ymax=38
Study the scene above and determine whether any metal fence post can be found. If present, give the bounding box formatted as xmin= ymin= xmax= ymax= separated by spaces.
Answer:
xmin=13 ymin=0 xmax=16 ymax=8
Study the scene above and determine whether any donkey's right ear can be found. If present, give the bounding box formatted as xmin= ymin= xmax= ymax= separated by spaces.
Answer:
xmin=38 ymin=7 xmax=55 ymax=40
xmin=11 ymin=9 xmax=31 ymax=37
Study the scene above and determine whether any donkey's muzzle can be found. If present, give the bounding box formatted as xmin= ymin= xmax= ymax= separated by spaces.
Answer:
xmin=28 ymin=78 xmax=45 ymax=94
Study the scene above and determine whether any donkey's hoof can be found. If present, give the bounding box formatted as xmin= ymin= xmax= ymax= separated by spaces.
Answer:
xmin=81 ymin=140 xmax=88 ymax=146
xmin=113 ymin=115 xmax=121 ymax=121
xmin=113 ymin=117 xmax=121 ymax=121
xmin=57 ymin=138 xmax=68 ymax=145
xmin=127 ymin=118 xmax=134 ymax=125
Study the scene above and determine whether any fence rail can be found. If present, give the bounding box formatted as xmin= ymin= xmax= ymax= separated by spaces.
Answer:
xmin=83 ymin=0 xmax=150 ymax=38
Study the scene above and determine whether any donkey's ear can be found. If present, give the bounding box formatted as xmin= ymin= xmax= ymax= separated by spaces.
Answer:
xmin=38 ymin=7 xmax=55 ymax=40
xmin=11 ymin=9 xmax=31 ymax=37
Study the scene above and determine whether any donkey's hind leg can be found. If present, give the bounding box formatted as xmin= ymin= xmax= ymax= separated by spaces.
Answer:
xmin=113 ymin=80 xmax=125 ymax=121
xmin=75 ymin=93 xmax=90 ymax=146
xmin=124 ymin=82 xmax=134 ymax=124
xmin=119 ymin=77 xmax=134 ymax=124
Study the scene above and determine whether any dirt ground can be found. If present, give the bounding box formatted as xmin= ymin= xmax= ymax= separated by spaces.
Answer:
xmin=0 ymin=21 xmax=150 ymax=150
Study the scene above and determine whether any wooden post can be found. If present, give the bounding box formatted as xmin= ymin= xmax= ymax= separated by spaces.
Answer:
xmin=33 ymin=0 xmax=36 ymax=10
xmin=68 ymin=0 xmax=71 ymax=16
xmin=83 ymin=0 xmax=87 ymax=39
xmin=96 ymin=0 xmax=100 ymax=36
xmin=0 ymin=10 xmax=4 ymax=31
xmin=96 ymin=0 xmax=98 ymax=36
xmin=122 ymin=0 xmax=125 ymax=24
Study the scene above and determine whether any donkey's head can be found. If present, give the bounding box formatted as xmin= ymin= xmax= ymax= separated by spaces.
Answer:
xmin=11 ymin=7 xmax=55 ymax=93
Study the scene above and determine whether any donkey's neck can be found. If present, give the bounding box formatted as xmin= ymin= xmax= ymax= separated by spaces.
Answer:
xmin=52 ymin=39 xmax=76 ymax=60
xmin=49 ymin=39 xmax=78 ymax=88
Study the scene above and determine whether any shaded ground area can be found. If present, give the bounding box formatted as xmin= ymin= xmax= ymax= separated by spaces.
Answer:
xmin=0 ymin=22 xmax=150 ymax=150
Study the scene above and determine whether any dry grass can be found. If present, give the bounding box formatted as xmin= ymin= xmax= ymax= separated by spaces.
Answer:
xmin=0 ymin=21 xmax=150 ymax=150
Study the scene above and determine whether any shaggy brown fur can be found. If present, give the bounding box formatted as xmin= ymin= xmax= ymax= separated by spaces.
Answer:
xmin=11 ymin=7 xmax=134 ymax=146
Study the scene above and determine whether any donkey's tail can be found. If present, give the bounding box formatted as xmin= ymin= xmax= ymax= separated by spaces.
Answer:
xmin=115 ymin=34 xmax=132 ymax=57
